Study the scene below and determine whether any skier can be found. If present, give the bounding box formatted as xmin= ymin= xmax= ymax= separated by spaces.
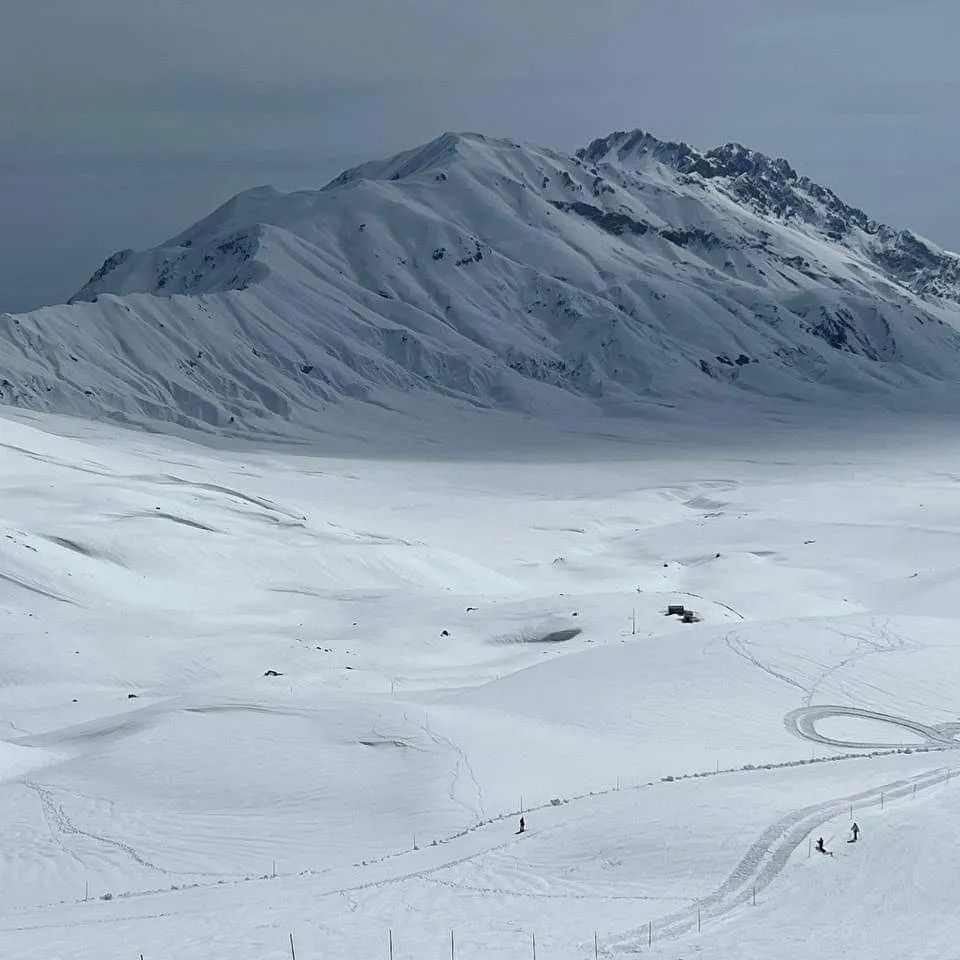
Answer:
xmin=815 ymin=836 xmax=833 ymax=856
xmin=518 ymin=816 xmax=525 ymax=834
xmin=848 ymin=822 xmax=860 ymax=843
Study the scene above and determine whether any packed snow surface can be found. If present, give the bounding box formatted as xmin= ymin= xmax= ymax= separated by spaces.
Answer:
xmin=2 ymin=408 xmax=960 ymax=959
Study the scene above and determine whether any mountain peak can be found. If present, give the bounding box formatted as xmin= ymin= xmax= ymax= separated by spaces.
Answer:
xmin=13 ymin=124 xmax=960 ymax=438
xmin=578 ymin=129 xmax=700 ymax=169
xmin=324 ymin=131 xmax=491 ymax=188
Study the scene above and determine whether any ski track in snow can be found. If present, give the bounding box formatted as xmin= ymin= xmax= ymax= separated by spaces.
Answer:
xmin=5 ymin=756 xmax=956 ymax=947
xmin=415 ymin=712 xmax=487 ymax=823
xmin=609 ymin=765 xmax=954 ymax=952
xmin=21 ymin=781 xmax=172 ymax=876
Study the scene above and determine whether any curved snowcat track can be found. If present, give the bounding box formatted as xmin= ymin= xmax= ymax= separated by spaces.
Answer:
xmin=609 ymin=766 xmax=953 ymax=953
xmin=785 ymin=705 xmax=960 ymax=751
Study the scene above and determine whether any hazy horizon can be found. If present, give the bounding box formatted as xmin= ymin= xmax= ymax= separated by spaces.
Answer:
xmin=4 ymin=0 xmax=959 ymax=313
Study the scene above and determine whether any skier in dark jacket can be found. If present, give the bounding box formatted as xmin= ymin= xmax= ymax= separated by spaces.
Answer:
xmin=518 ymin=816 xmax=525 ymax=834
xmin=815 ymin=836 xmax=832 ymax=856
xmin=849 ymin=822 xmax=860 ymax=843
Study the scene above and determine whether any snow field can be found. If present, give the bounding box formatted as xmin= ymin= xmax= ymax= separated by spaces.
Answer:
xmin=1 ymin=411 xmax=960 ymax=958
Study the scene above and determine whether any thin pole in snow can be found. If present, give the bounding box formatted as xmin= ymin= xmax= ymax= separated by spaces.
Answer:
xmin=389 ymin=929 xmax=394 ymax=960
xmin=594 ymin=930 xmax=599 ymax=960
xmin=648 ymin=921 xmax=652 ymax=947
xmin=272 ymin=859 xmax=276 ymax=878
xmin=631 ymin=609 xmax=636 ymax=635
xmin=697 ymin=902 xmax=701 ymax=933
xmin=289 ymin=933 xmax=296 ymax=960
xmin=881 ymin=791 xmax=884 ymax=810
xmin=532 ymin=931 xmax=537 ymax=960
xmin=451 ymin=930 xmax=455 ymax=960
xmin=807 ymin=838 xmax=812 ymax=858
xmin=84 ymin=880 xmax=88 ymax=902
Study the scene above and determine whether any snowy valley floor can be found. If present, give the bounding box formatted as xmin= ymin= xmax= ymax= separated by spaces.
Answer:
xmin=1 ymin=409 xmax=960 ymax=959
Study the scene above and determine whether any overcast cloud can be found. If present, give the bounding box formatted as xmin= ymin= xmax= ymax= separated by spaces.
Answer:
xmin=2 ymin=0 xmax=958 ymax=312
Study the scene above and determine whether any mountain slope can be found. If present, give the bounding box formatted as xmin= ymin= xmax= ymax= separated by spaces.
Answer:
xmin=4 ymin=129 xmax=960 ymax=435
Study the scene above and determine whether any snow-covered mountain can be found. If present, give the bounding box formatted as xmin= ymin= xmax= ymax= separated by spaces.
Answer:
xmin=4 ymin=129 xmax=960 ymax=435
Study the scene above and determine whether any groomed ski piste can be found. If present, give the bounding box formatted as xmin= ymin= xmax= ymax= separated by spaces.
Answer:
xmin=2 ymin=405 xmax=960 ymax=959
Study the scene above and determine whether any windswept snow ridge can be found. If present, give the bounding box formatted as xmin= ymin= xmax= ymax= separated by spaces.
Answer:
xmin=3 ymin=129 xmax=960 ymax=434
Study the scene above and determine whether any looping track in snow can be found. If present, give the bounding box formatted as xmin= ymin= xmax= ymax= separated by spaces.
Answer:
xmin=784 ymin=705 xmax=960 ymax=751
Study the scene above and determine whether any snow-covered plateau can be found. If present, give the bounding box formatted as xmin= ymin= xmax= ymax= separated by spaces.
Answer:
xmin=2 ymin=407 xmax=960 ymax=959
xmin=2 ymin=129 xmax=960 ymax=959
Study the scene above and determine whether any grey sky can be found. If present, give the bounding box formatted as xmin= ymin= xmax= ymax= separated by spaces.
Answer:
xmin=2 ymin=0 xmax=958 ymax=312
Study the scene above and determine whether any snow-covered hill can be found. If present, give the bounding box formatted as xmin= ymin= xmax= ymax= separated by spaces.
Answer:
xmin=4 ymin=129 xmax=960 ymax=434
